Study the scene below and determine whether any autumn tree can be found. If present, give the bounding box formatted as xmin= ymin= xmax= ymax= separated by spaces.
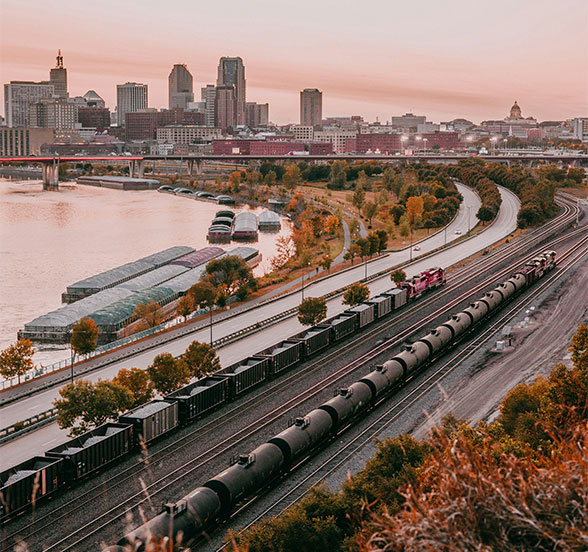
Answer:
xmin=343 ymin=282 xmax=370 ymax=306
xmin=112 ymin=367 xmax=154 ymax=408
xmin=0 ymin=339 xmax=35 ymax=384
xmin=228 ymin=171 xmax=241 ymax=193
xmin=352 ymin=182 xmax=366 ymax=215
xmin=390 ymin=269 xmax=406 ymax=285
xmin=188 ymin=281 xmax=216 ymax=310
xmin=349 ymin=218 xmax=361 ymax=240
xmin=324 ymin=215 xmax=340 ymax=235
xmin=363 ymin=201 xmax=377 ymax=227
xmin=177 ymin=295 xmax=194 ymax=321
xmin=205 ymin=255 xmax=255 ymax=296
xmin=297 ymin=297 xmax=328 ymax=327
xmin=344 ymin=243 xmax=362 ymax=265
xmin=271 ymin=235 xmax=296 ymax=270
xmin=356 ymin=237 xmax=370 ymax=259
xmin=71 ymin=317 xmax=100 ymax=356
xmin=134 ymin=300 xmax=163 ymax=328
xmin=183 ymin=341 xmax=221 ymax=378
xmin=405 ymin=195 xmax=424 ymax=226
xmin=147 ymin=353 xmax=190 ymax=395
xmin=367 ymin=233 xmax=380 ymax=256
xmin=54 ymin=379 xmax=133 ymax=437
xmin=476 ymin=205 xmax=494 ymax=225
xmin=375 ymin=230 xmax=388 ymax=253
xmin=570 ymin=323 xmax=588 ymax=371
xmin=282 ymin=164 xmax=302 ymax=192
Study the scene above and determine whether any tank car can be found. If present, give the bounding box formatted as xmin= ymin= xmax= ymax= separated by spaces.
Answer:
xmin=441 ymin=312 xmax=471 ymax=341
xmin=420 ymin=325 xmax=453 ymax=355
xmin=319 ymin=382 xmax=373 ymax=430
xmin=268 ymin=409 xmax=333 ymax=467
xmin=461 ymin=301 xmax=489 ymax=325
xmin=115 ymin=486 xmax=221 ymax=552
xmin=479 ymin=289 xmax=503 ymax=311
xmin=359 ymin=361 xmax=405 ymax=399
xmin=203 ymin=442 xmax=284 ymax=515
xmin=409 ymin=341 xmax=430 ymax=364
xmin=390 ymin=348 xmax=419 ymax=375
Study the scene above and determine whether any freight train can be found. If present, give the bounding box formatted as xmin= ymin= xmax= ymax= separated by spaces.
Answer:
xmin=0 ymin=267 xmax=446 ymax=524
xmin=102 ymin=251 xmax=556 ymax=552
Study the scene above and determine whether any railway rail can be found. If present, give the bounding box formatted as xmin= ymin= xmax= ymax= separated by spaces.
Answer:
xmin=1 ymin=195 xmax=580 ymax=552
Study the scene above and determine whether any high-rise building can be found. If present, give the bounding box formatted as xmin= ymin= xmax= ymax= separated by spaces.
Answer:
xmin=245 ymin=102 xmax=269 ymax=128
xmin=215 ymin=85 xmax=237 ymax=130
xmin=4 ymin=81 xmax=54 ymax=127
xmin=201 ymin=85 xmax=217 ymax=127
xmin=300 ymin=88 xmax=322 ymax=127
xmin=217 ymin=57 xmax=246 ymax=125
xmin=168 ymin=64 xmax=194 ymax=109
xmin=116 ymin=82 xmax=148 ymax=126
xmin=29 ymin=98 xmax=78 ymax=131
xmin=572 ymin=118 xmax=588 ymax=141
xmin=49 ymin=50 xmax=68 ymax=98
xmin=83 ymin=90 xmax=106 ymax=108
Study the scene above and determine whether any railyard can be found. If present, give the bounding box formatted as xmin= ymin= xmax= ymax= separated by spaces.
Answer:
xmin=1 ymin=193 xmax=585 ymax=552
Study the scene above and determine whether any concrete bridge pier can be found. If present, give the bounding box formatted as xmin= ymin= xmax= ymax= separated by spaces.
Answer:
xmin=187 ymin=160 xmax=203 ymax=176
xmin=42 ymin=162 xmax=59 ymax=190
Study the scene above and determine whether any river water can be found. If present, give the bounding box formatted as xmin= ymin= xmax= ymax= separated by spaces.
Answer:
xmin=0 ymin=179 xmax=292 ymax=364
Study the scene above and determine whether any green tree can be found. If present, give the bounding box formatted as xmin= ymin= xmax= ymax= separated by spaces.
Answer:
xmin=264 ymin=169 xmax=277 ymax=187
xmin=319 ymin=254 xmax=333 ymax=273
xmin=183 ymin=341 xmax=221 ymax=378
xmin=356 ymin=237 xmax=370 ymax=259
xmin=0 ymin=339 xmax=35 ymax=384
xmin=352 ymin=182 xmax=366 ymax=215
xmin=205 ymin=255 xmax=255 ymax=296
xmin=476 ymin=205 xmax=494 ymax=224
xmin=112 ymin=367 xmax=154 ymax=408
xmin=367 ymin=233 xmax=380 ymax=256
xmin=54 ymin=379 xmax=133 ymax=437
xmin=329 ymin=160 xmax=347 ymax=189
xmin=147 ymin=353 xmax=190 ymax=395
xmin=390 ymin=269 xmax=406 ymax=285
xmin=188 ymin=281 xmax=216 ymax=310
xmin=343 ymin=282 xmax=370 ymax=306
xmin=375 ymin=230 xmax=388 ymax=253
xmin=297 ymin=297 xmax=328 ymax=327
xmin=282 ymin=164 xmax=302 ymax=192
xmin=363 ymin=201 xmax=377 ymax=226
xmin=134 ymin=300 xmax=163 ymax=328
xmin=177 ymin=295 xmax=194 ymax=321
xmin=382 ymin=167 xmax=394 ymax=191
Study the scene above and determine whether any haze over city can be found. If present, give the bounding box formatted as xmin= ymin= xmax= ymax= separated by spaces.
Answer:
xmin=1 ymin=0 xmax=586 ymax=123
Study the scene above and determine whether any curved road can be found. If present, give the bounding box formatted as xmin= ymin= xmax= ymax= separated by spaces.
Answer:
xmin=0 ymin=184 xmax=519 ymax=469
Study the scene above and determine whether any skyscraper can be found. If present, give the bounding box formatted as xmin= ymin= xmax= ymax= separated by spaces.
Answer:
xmin=4 ymin=81 xmax=54 ymax=127
xmin=116 ymin=82 xmax=148 ymax=126
xmin=245 ymin=102 xmax=269 ymax=128
xmin=217 ymin=57 xmax=245 ymax=125
xmin=300 ymin=88 xmax=322 ymax=127
xmin=201 ymin=85 xmax=217 ymax=127
xmin=215 ymin=85 xmax=237 ymax=130
xmin=168 ymin=64 xmax=194 ymax=109
xmin=49 ymin=50 xmax=68 ymax=98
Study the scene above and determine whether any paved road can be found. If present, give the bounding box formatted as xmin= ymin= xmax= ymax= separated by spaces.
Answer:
xmin=0 ymin=184 xmax=520 ymax=469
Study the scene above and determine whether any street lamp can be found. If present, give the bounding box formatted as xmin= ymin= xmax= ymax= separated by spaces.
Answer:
xmin=490 ymin=137 xmax=497 ymax=153
xmin=423 ymin=138 xmax=428 ymax=153
xmin=503 ymin=138 xmax=507 ymax=152
xmin=301 ymin=262 xmax=310 ymax=300
xmin=467 ymin=205 xmax=472 ymax=233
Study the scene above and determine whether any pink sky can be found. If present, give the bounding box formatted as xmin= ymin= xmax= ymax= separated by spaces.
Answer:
xmin=1 ymin=0 xmax=587 ymax=124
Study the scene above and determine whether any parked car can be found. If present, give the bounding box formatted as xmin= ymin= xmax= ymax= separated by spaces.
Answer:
xmin=455 ymin=229 xmax=462 ymax=235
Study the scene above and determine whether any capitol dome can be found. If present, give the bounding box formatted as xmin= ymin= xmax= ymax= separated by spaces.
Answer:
xmin=509 ymin=101 xmax=522 ymax=119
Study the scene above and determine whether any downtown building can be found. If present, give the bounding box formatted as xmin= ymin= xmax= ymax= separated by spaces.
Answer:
xmin=245 ymin=102 xmax=269 ymax=128
xmin=78 ymin=107 xmax=111 ymax=131
xmin=49 ymin=50 xmax=68 ymax=98
xmin=0 ymin=127 xmax=55 ymax=156
xmin=4 ymin=81 xmax=54 ymax=127
xmin=215 ymin=85 xmax=237 ymax=130
xmin=29 ymin=97 xmax=78 ymax=132
xmin=201 ymin=85 xmax=217 ymax=127
xmin=125 ymin=108 xmax=205 ymax=141
xmin=168 ymin=64 xmax=194 ymax=109
xmin=156 ymin=125 xmax=222 ymax=144
xmin=300 ymin=88 xmax=322 ymax=127
xmin=217 ymin=57 xmax=246 ymax=125
xmin=116 ymin=82 xmax=148 ymax=126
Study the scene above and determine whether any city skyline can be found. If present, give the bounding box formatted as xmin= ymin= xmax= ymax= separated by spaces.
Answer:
xmin=1 ymin=0 xmax=586 ymax=124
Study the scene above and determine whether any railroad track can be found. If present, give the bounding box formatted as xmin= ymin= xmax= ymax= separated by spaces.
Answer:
xmin=1 ymin=196 xmax=579 ymax=552
xmin=228 ymin=228 xmax=588 ymax=545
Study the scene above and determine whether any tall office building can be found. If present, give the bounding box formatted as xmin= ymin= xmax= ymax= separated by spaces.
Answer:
xmin=300 ymin=88 xmax=322 ymax=127
xmin=4 ymin=81 xmax=54 ymax=127
xmin=29 ymin=98 xmax=78 ymax=130
xmin=201 ymin=85 xmax=217 ymax=127
xmin=49 ymin=50 xmax=68 ymax=98
xmin=116 ymin=82 xmax=148 ymax=126
xmin=168 ymin=64 xmax=194 ymax=109
xmin=215 ymin=85 xmax=237 ymax=130
xmin=245 ymin=102 xmax=269 ymax=128
xmin=216 ymin=57 xmax=246 ymax=125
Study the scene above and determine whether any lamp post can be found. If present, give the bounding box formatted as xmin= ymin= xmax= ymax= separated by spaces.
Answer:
xmin=444 ymin=225 xmax=447 ymax=247
xmin=468 ymin=206 xmax=472 ymax=233
xmin=423 ymin=138 xmax=428 ymax=153
xmin=409 ymin=226 xmax=413 ymax=262
xmin=301 ymin=262 xmax=310 ymax=301
xmin=503 ymin=138 xmax=507 ymax=152
xmin=490 ymin=137 xmax=497 ymax=154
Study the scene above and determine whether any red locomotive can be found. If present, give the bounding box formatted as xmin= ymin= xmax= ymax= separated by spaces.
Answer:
xmin=398 ymin=267 xmax=446 ymax=299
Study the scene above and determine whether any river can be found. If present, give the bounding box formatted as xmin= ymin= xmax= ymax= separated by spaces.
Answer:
xmin=0 ymin=179 xmax=292 ymax=365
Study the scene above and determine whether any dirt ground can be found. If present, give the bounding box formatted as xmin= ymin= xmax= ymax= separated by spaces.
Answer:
xmin=411 ymin=252 xmax=588 ymax=439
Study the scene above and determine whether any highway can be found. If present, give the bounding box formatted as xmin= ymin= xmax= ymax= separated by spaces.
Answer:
xmin=0 ymin=184 xmax=521 ymax=469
